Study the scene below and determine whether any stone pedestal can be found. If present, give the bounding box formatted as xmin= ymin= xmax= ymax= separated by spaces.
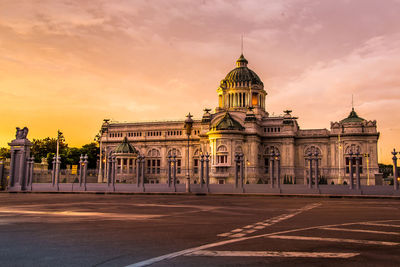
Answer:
xmin=8 ymin=138 xmax=32 ymax=191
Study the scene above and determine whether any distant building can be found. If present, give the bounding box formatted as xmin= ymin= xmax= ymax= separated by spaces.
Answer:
xmin=99 ymin=55 xmax=379 ymax=185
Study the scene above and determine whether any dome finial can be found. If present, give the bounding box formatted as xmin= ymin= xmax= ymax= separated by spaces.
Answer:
xmin=241 ymin=34 xmax=244 ymax=55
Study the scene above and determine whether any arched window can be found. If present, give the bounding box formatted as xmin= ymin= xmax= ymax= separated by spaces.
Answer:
xmin=216 ymin=145 xmax=228 ymax=164
xmin=168 ymin=148 xmax=182 ymax=174
xmin=345 ymin=144 xmax=362 ymax=174
xmin=146 ymin=148 xmax=161 ymax=174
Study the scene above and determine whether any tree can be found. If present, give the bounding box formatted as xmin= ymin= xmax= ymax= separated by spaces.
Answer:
xmin=31 ymin=133 xmax=68 ymax=169
xmin=80 ymin=142 xmax=99 ymax=169
xmin=0 ymin=147 xmax=10 ymax=159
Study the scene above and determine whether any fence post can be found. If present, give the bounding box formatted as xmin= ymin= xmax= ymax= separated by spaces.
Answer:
xmin=270 ymin=151 xmax=275 ymax=188
xmin=83 ymin=154 xmax=88 ymax=191
xmin=355 ymin=151 xmax=361 ymax=190
xmin=79 ymin=155 xmax=83 ymax=187
xmin=308 ymin=152 xmax=313 ymax=189
xmin=234 ymin=154 xmax=239 ymax=188
xmin=52 ymin=156 xmax=56 ymax=186
xmin=111 ymin=155 xmax=116 ymax=192
xmin=168 ymin=155 xmax=171 ymax=187
xmin=29 ymin=157 xmax=34 ymax=191
xmin=136 ymin=156 xmax=141 ymax=187
xmin=392 ymin=149 xmax=398 ymax=190
xmin=349 ymin=151 xmax=354 ymax=190
xmin=276 ymin=152 xmax=281 ymax=189
xmin=0 ymin=160 xmax=4 ymax=190
xmin=314 ymin=152 xmax=319 ymax=190
xmin=56 ymin=156 xmax=61 ymax=191
xmin=141 ymin=156 xmax=145 ymax=192
xmin=200 ymin=155 xmax=204 ymax=188
xmin=173 ymin=155 xmax=177 ymax=192
xmin=205 ymin=153 xmax=210 ymax=192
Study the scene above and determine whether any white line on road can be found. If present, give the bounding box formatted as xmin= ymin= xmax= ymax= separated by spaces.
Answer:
xmin=266 ymin=235 xmax=399 ymax=246
xmin=320 ymin=227 xmax=400 ymax=235
xmin=185 ymin=250 xmax=360 ymax=258
xmin=0 ymin=208 xmax=162 ymax=220
xmin=126 ymin=218 xmax=400 ymax=267
xmin=358 ymin=222 xmax=400 ymax=228
xmin=217 ymin=203 xmax=321 ymax=238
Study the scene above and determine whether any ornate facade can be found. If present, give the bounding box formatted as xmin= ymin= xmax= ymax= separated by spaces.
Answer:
xmin=99 ymin=55 xmax=379 ymax=185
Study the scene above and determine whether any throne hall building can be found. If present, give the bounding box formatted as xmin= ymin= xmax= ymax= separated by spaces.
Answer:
xmin=99 ymin=54 xmax=379 ymax=185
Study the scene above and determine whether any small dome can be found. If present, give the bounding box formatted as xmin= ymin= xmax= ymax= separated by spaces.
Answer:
xmin=114 ymin=136 xmax=138 ymax=154
xmin=340 ymin=108 xmax=365 ymax=123
xmin=220 ymin=54 xmax=263 ymax=87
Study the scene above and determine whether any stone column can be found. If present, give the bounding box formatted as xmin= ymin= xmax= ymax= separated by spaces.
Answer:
xmin=240 ymin=154 xmax=244 ymax=190
xmin=276 ymin=152 xmax=280 ymax=189
xmin=55 ymin=156 xmax=61 ymax=191
xmin=83 ymin=154 xmax=88 ymax=191
xmin=308 ymin=152 xmax=312 ymax=189
xmin=136 ymin=156 xmax=141 ymax=187
xmin=269 ymin=151 xmax=275 ymax=188
xmin=200 ymin=155 xmax=204 ymax=188
xmin=29 ymin=157 xmax=34 ymax=191
xmin=8 ymin=149 xmax=16 ymax=187
xmin=111 ymin=155 xmax=116 ymax=192
xmin=79 ymin=155 xmax=83 ymax=187
xmin=314 ymin=152 xmax=319 ymax=189
xmin=205 ymin=153 xmax=210 ymax=192
xmin=141 ymin=156 xmax=145 ymax=191
xmin=8 ymin=134 xmax=32 ymax=191
xmin=392 ymin=149 xmax=398 ymax=190
xmin=0 ymin=160 xmax=4 ymax=190
xmin=107 ymin=155 xmax=112 ymax=186
xmin=349 ymin=151 xmax=354 ymax=190
xmin=355 ymin=151 xmax=361 ymax=190
xmin=52 ymin=156 xmax=56 ymax=186
xmin=167 ymin=155 xmax=171 ymax=187
xmin=173 ymin=155 xmax=177 ymax=192
xmin=234 ymin=154 xmax=239 ymax=188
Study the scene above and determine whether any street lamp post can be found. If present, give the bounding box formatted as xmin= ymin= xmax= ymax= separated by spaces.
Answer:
xmin=184 ymin=113 xmax=194 ymax=193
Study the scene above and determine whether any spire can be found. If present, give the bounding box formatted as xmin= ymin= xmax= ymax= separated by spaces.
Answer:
xmin=351 ymin=94 xmax=354 ymax=111
xmin=236 ymin=34 xmax=248 ymax=67
xmin=241 ymin=34 xmax=244 ymax=55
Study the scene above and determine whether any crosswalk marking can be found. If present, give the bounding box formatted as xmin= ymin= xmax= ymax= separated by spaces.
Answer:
xmin=358 ymin=222 xmax=400 ymax=228
xmin=185 ymin=250 xmax=360 ymax=258
xmin=265 ymin=235 xmax=399 ymax=246
xmin=321 ymin=227 xmax=400 ymax=236
xmin=217 ymin=203 xmax=321 ymax=238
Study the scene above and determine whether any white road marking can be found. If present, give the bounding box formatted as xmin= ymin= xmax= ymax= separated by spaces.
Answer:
xmin=185 ymin=250 xmax=360 ymax=258
xmin=230 ymin=233 xmax=246 ymax=238
xmin=321 ymin=227 xmax=400 ymax=235
xmin=127 ymin=203 xmax=326 ymax=267
xmin=266 ymin=235 xmax=399 ymax=246
xmin=359 ymin=222 xmax=400 ymax=228
xmin=217 ymin=203 xmax=322 ymax=238
xmin=216 ymin=233 xmax=231 ymax=237
xmin=0 ymin=208 xmax=162 ymax=220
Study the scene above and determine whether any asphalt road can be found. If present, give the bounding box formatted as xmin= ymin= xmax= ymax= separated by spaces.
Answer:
xmin=0 ymin=193 xmax=399 ymax=267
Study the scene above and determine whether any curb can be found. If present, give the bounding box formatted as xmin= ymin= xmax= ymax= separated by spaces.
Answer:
xmin=1 ymin=191 xmax=400 ymax=199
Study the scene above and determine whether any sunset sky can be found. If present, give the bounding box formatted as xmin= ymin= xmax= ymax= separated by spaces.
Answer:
xmin=1 ymin=0 xmax=399 ymax=163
